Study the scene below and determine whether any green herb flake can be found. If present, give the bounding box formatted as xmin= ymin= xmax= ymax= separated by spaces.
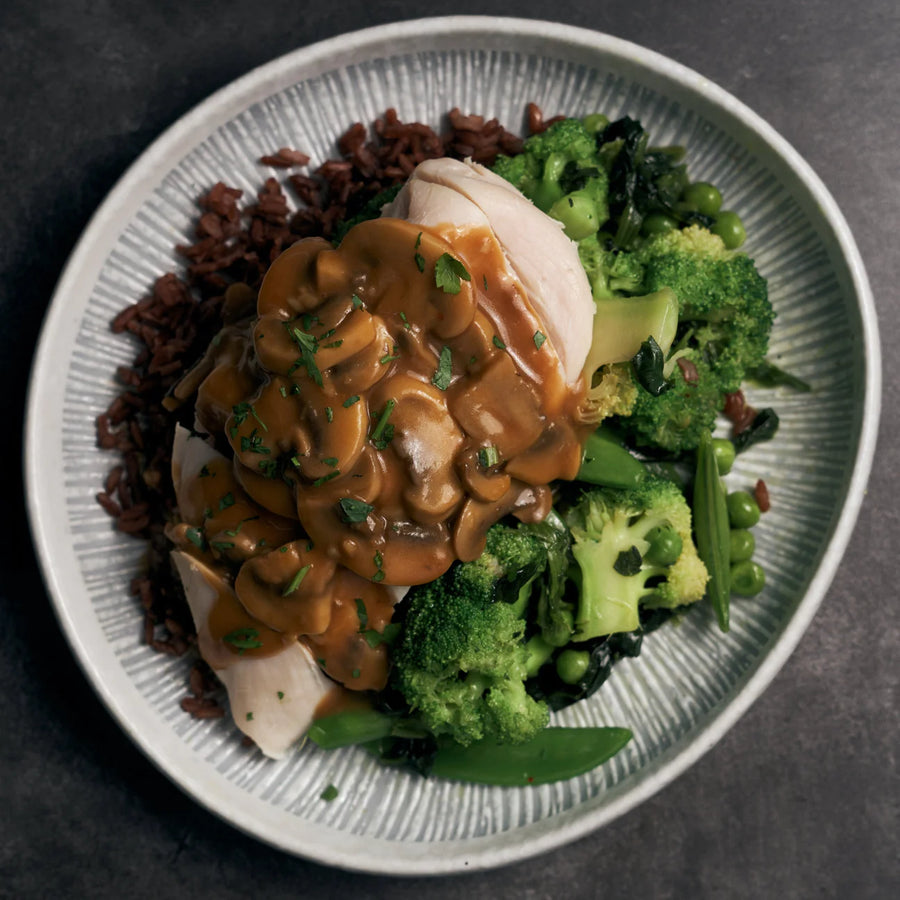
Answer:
xmin=370 ymin=399 xmax=396 ymax=450
xmin=338 ymin=498 xmax=374 ymax=524
xmin=290 ymin=455 xmax=302 ymax=470
xmin=246 ymin=712 xmax=254 ymax=722
xmin=399 ymin=311 xmax=411 ymax=330
xmin=363 ymin=622 xmax=401 ymax=649
xmin=373 ymin=551 xmax=383 ymax=569
xmin=210 ymin=540 xmax=235 ymax=553
xmin=320 ymin=784 xmax=339 ymax=802
xmin=325 ymin=406 xmax=334 ymax=423
xmin=351 ymin=294 xmax=364 ymax=309
xmin=223 ymin=627 xmax=263 ymax=652
xmin=372 ymin=571 xmax=385 ymax=583
xmin=351 ymin=669 xmax=361 ymax=679
xmin=279 ymin=546 xmax=289 ymax=553
xmin=312 ymin=470 xmax=340 ymax=487
xmin=434 ymin=252 xmax=471 ymax=294
xmin=279 ymin=385 xmax=288 ymax=398
xmin=185 ymin=527 xmax=205 ymax=549
xmin=413 ymin=232 xmax=426 ymax=273
xmin=277 ymin=691 xmax=284 ymax=700
xmin=355 ymin=597 xmax=368 ymax=630
xmin=342 ymin=395 xmax=360 ymax=408
xmin=482 ymin=274 xmax=488 ymax=290
xmin=533 ymin=330 xmax=547 ymax=350
xmin=240 ymin=429 xmax=271 ymax=455
xmin=380 ymin=347 xmax=400 ymax=365
xmin=282 ymin=564 xmax=311 ymax=597
xmin=478 ymin=445 xmax=500 ymax=468
xmin=198 ymin=465 xmax=212 ymax=478
xmin=219 ymin=492 xmax=235 ymax=511
xmin=286 ymin=324 xmax=323 ymax=386
xmin=323 ymin=339 xmax=344 ymax=349
xmin=431 ymin=346 xmax=453 ymax=391
xmin=322 ymin=456 xmax=339 ymax=467
xmin=492 ymin=335 xmax=506 ymax=350
xmin=258 ymin=458 xmax=279 ymax=478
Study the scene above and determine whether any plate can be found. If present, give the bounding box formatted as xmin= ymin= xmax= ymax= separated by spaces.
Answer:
xmin=24 ymin=17 xmax=880 ymax=874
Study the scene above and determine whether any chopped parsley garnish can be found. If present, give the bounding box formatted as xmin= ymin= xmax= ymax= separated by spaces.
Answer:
xmin=399 ymin=311 xmax=411 ymax=330
xmin=434 ymin=252 xmax=471 ymax=294
xmin=380 ymin=346 xmax=400 ymax=365
xmin=323 ymin=339 xmax=344 ymax=349
xmin=282 ymin=564 xmax=311 ymax=596
xmin=351 ymin=669 xmax=361 ymax=679
xmin=533 ymin=330 xmax=547 ymax=350
xmin=322 ymin=456 xmax=339 ymax=467
xmin=325 ymin=406 xmax=334 ymax=423
xmin=232 ymin=402 xmax=268 ymax=432
xmin=198 ymin=465 xmax=212 ymax=478
xmin=478 ymin=445 xmax=500 ymax=468
xmin=492 ymin=335 xmax=506 ymax=350
xmin=290 ymin=455 xmax=302 ymax=470
xmin=246 ymin=712 xmax=254 ymax=721
xmin=210 ymin=540 xmax=235 ymax=552
xmin=338 ymin=498 xmax=374 ymax=524
xmin=372 ymin=550 xmax=386 ymax=582
xmin=223 ymin=627 xmax=263 ymax=652
xmin=240 ymin=429 xmax=270 ymax=455
xmin=431 ymin=346 xmax=452 ymax=390
xmin=413 ymin=232 xmax=426 ymax=273
xmin=225 ymin=516 xmax=259 ymax=537
xmin=355 ymin=597 xmax=368 ymax=629
xmin=219 ymin=492 xmax=235 ymax=511
xmin=185 ymin=527 xmax=205 ymax=549
xmin=258 ymin=458 xmax=279 ymax=478
xmin=370 ymin=399 xmax=396 ymax=450
xmin=362 ymin=622 xmax=401 ymax=649
xmin=351 ymin=294 xmax=364 ymax=309
xmin=277 ymin=691 xmax=284 ymax=700
xmin=482 ymin=274 xmax=488 ymax=290
xmin=286 ymin=324 xmax=323 ymax=386
xmin=320 ymin=784 xmax=339 ymax=802
xmin=312 ymin=470 xmax=340 ymax=487
xmin=342 ymin=395 xmax=360 ymax=408
xmin=279 ymin=385 xmax=288 ymax=398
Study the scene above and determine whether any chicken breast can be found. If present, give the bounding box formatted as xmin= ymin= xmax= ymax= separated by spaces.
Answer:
xmin=171 ymin=550 xmax=338 ymax=759
xmin=384 ymin=157 xmax=595 ymax=385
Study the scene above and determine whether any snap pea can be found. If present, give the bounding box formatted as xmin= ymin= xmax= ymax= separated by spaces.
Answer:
xmin=577 ymin=429 xmax=647 ymax=489
xmin=693 ymin=431 xmax=731 ymax=632
xmin=430 ymin=727 xmax=633 ymax=786
xmin=307 ymin=710 xmax=397 ymax=749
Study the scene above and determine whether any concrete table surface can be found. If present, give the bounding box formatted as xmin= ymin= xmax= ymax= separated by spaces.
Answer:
xmin=1 ymin=1 xmax=896 ymax=897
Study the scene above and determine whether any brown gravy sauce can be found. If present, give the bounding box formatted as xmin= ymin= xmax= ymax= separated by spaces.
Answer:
xmin=170 ymin=216 xmax=589 ymax=696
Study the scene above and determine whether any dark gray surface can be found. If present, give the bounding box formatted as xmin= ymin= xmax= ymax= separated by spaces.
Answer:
xmin=2 ymin=1 xmax=897 ymax=897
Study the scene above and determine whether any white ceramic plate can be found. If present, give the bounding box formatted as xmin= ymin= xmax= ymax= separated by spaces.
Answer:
xmin=25 ymin=17 xmax=879 ymax=874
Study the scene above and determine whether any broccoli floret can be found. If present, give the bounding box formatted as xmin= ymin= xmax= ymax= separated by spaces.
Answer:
xmin=564 ymin=477 xmax=708 ymax=640
xmin=493 ymin=118 xmax=609 ymax=240
xmin=615 ymin=225 xmax=773 ymax=451
xmin=392 ymin=525 xmax=550 ymax=746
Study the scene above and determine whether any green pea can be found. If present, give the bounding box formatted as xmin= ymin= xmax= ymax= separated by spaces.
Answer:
xmin=683 ymin=181 xmax=723 ymax=216
xmin=712 ymin=210 xmax=746 ymax=249
xmin=727 ymin=490 xmax=761 ymax=529
xmin=556 ymin=649 xmax=591 ymax=685
xmin=643 ymin=524 xmax=683 ymax=567
xmin=729 ymin=529 xmax=755 ymax=563
xmin=712 ymin=438 xmax=736 ymax=475
xmin=582 ymin=113 xmax=609 ymax=134
xmin=641 ymin=212 xmax=678 ymax=235
xmin=730 ymin=560 xmax=765 ymax=596
xmin=549 ymin=192 xmax=602 ymax=241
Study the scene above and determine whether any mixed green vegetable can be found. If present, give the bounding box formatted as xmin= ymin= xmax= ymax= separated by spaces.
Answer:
xmin=310 ymin=113 xmax=798 ymax=787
